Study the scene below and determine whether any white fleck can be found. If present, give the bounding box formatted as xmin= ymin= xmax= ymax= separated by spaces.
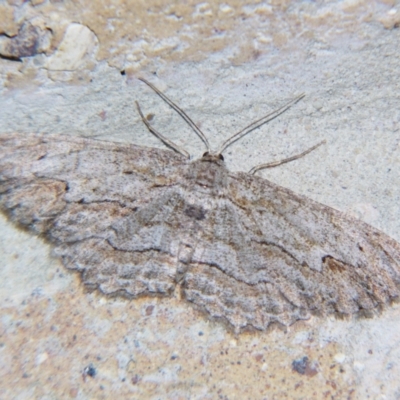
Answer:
xmin=36 ymin=352 xmax=49 ymax=365
xmin=353 ymin=361 xmax=365 ymax=371
xmin=219 ymin=4 xmax=233 ymax=13
xmin=261 ymin=363 xmax=268 ymax=371
xmin=334 ymin=353 xmax=346 ymax=363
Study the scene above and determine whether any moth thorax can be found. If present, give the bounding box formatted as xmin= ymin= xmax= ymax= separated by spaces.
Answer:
xmin=187 ymin=157 xmax=227 ymax=191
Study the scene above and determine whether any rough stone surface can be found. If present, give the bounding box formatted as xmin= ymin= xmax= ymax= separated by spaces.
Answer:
xmin=0 ymin=0 xmax=400 ymax=398
xmin=45 ymin=23 xmax=98 ymax=71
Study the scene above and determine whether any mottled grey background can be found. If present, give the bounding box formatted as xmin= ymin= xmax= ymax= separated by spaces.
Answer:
xmin=1 ymin=1 xmax=400 ymax=398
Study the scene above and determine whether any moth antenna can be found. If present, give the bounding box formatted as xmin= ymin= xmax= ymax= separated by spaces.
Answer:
xmin=249 ymin=140 xmax=326 ymax=174
xmin=217 ymin=93 xmax=305 ymax=155
xmin=138 ymin=78 xmax=211 ymax=153
xmin=135 ymin=101 xmax=190 ymax=159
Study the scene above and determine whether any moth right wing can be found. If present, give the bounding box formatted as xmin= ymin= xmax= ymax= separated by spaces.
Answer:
xmin=0 ymin=132 xmax=189 ymax=297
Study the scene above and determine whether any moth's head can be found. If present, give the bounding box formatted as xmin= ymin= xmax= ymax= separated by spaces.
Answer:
xmin=200 ymin=152 xmax=225 ymax=165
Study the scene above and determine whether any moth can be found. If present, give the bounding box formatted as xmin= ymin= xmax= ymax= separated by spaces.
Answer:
xmin=0 ymin=79 xmax=399 ymax=333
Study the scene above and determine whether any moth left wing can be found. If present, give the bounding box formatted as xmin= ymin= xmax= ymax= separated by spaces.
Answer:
xmin=182 ymin=171 xmax=400 ymax=332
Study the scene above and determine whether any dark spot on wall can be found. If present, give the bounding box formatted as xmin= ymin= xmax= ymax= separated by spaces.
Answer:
xmin=145 ymin=305 xmax=154 ymax=316
xmin=292 ymin=356 xmax=318 ymax=377
xmin=0 ymin=22 xmax=50 ymax=59
xmin=146 ymin=113 xmax=155 ymax=122
xmin=83 ymin=363 xmax=96 ymax=378
xmin=131 ymin=374 xmax=140 ymax=384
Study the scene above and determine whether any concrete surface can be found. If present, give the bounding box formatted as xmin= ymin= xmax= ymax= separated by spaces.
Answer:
xmin=0 ymin=1 xmax=400 ymax=399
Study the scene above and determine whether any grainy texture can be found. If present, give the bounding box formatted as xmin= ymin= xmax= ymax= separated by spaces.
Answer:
xmin=1 ymin=132 xmax=400 ymax=333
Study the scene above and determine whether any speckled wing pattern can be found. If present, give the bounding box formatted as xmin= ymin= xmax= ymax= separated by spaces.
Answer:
xmin=1 ymin=132 xmax=400 ymax=332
